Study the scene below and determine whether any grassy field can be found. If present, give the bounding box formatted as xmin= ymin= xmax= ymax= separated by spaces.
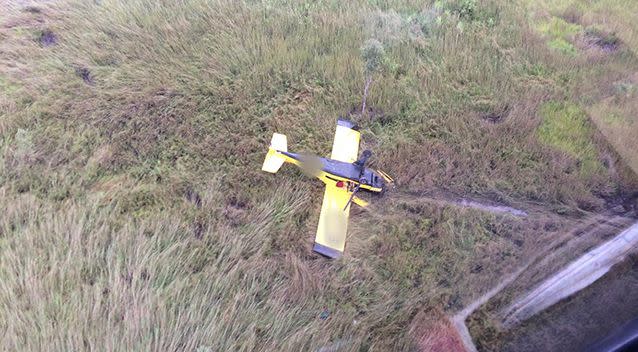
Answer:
xmin=1 ymin=0 xmax=637 ymax=351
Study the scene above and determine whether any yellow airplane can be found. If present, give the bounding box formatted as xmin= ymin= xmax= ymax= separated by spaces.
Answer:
xmin=261 ymin=118 xmax=393 ymax=258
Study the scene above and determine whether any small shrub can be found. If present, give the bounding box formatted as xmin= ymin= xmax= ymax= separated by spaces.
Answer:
xmin=408 ymin=8 xmax=439 ymax=38
xmin=613 ymin=81 xmax=636 ymax=97
xmin=361 ymin=39 xmax=385 ymax=76
xmin=451 ymin=0 xmax=477 ymax=21
xmin=435 ymin=0 xmax=498 ymax=26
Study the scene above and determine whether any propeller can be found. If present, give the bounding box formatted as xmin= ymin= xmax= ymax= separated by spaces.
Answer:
xmin=343 ymin=150 xmax=372 ymax=210
xmin=355 ymin=150 xmax=372 ymax=167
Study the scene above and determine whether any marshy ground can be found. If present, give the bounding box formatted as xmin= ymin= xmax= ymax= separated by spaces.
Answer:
xmin=1 ymin=0 xmax=637 ymax=351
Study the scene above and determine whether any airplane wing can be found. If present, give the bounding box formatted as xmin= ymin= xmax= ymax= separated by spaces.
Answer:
xmin=313 ymin=119 xmax=361 ymax=258
xmin=330 ymin=118 xmax=360 ymax=163
xmin=313 ymin=183 xmax=352 ymax=258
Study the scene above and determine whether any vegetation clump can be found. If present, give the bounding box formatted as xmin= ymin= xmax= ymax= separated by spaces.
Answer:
xmin=537 ymin=16 xmax=582 ymax=55
xmin=537 ymin=102 xmax=600 ymax=175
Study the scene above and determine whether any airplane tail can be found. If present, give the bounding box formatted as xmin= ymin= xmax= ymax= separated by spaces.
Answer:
xmin=261 ymin=133 xmax=287 ymax=173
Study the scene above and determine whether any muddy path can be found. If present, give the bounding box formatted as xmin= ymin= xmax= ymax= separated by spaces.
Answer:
xmin=389 ymin=189 xmax=532 ymax=218
xmin=369 ymin=187 xmax=637 ymax=294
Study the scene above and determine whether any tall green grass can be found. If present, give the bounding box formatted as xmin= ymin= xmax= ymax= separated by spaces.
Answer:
xmin=1 ymin=0 xmax=636 ymax=350
xmin=537 ymin=101 xmax=600 ymax=176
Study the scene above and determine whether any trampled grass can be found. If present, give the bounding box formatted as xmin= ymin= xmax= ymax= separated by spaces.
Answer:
xmin=1 ymin=0 xmax=637 ymax=351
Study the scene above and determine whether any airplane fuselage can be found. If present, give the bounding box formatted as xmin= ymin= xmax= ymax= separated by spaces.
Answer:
xmin=260 ymin=119 xmax=394 ymax=258
xmin=274 ymin=150 xmax=387 ymax=193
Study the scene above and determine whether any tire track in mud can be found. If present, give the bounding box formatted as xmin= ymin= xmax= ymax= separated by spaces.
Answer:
xmin=384 ymin=189 xmax=531 ymax=218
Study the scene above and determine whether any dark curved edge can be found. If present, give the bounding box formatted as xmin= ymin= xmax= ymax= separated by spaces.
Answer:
xmin=337 ymin=118 xmax=359 ymax=131
xmin=586 ymin=317 xmax=638 ymax=352
xmin=313 ymin=243 xmax=342 ymax=259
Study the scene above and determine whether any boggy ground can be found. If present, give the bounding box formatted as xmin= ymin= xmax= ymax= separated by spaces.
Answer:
xmin=1 ymin=0 xmax=638 ymax=351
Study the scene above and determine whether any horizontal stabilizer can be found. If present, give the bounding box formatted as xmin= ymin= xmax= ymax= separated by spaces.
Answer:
xmin=261 ymin=133 xmax=287 ymax=173
xmin=270 ymin=133 xmax=287 ymax=152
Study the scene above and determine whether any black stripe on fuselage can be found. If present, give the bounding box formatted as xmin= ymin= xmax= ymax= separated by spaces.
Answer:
xmin=279 ymin=151 xmax=362 ymax=181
